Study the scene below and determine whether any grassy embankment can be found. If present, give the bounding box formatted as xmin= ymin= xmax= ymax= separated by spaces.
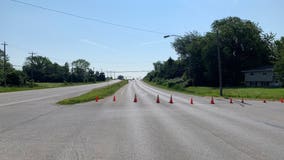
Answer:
xmin=57 ymin=80 xmax=128 ymax=105
xmin=145 ymin=81 xmax=284 ymax=100
xmin=0 ymin=82 xmax=97 ymax=93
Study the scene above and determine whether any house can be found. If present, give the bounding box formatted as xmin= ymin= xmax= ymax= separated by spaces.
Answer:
xmin=242 ymin=66 xmax=282 ymax=87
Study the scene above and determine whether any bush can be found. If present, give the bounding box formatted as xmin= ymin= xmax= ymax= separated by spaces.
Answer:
xmin=182 ymin=79 xmax=193 ymax=87
xmin=27 ymin=80 xmax=37 ymax=88
xmin=6 ymin=71 xmax=27 ymax=86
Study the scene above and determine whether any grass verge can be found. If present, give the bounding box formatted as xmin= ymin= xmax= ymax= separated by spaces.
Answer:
xmin=145 ymin=81 xmax=284 ymax=100
xmin=57 ymin=80 xmax=128 ymax=105
xmin=0 ymin=82 xmax=97 ymax=93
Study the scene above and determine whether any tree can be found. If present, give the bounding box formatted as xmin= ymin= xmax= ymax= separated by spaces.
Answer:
xmin=172 ymin=32 xmax=205 ymax=85
xmin=71 ymin=59 xmax=90 ymax=71
xmin=23 ymin=55 xmax=53 ymax=82
xmin=45 ymin=62 xmax=66 ymax=82
xmin=146 ymin=16 xmax=276 ymax=87
xmin=23 ymin=56 xmax=71 ymax=82
xmin=87 ymin=68 xmax=96 ymax=82
xmin=93 ymin=71 xmax=106 ymax=82
xmin=274 ymin=37 xmax=284 ymax=84
xmin=98 ymin=72 xmax=106 ymax=81
xmin=211 ymin=16 xmax=274 ymax=85
xmin=63 ymin=62 xmax=70 ymax=82
xmin=0 ymin=49 xmax=22 ymax=86
xmin=117 ymin=75 xmax=124 ymax=80
xmin=6 ymin=70 xmax=26 ymax=86
xmin=71 ymin=59 xmax=90 ymax=82
xmin=0 ymin=49 xmax=4 ymax=60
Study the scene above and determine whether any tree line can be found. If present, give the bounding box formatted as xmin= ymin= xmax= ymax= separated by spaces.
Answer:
xmin=0 ymin=53 xmax=106 ymax=86
xmin=144 ymin=17 xmax=284 ymax=87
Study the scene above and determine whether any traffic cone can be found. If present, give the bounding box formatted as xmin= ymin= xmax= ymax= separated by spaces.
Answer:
xmin=229 ymin=98 xmax=233 ymax=104
xmin=169 ymin=95 xmax=173 ymax=104
xmin=190 ymin=98 xmax=193 ymax=104
xmin=280 ymin=98 xmax=284 ymax=103
xmin=113 ymin=96 xmax=116 ymax=102
xmin=210 ymin=97 xmax=215 ymax=104
xmin=133 ymin=94 xmax=138 ymax=103
xmin=263 ymin=99 xmax=266 ymax=103
xmin=241 ymin=98 xmax=244 ymax=103
xmin=156 ymin=95 xmax=160 ymax=103
xmin=95 ymin=96 xmax=99 ymax=102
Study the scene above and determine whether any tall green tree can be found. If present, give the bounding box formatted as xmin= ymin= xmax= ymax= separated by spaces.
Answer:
xmin=146 ymin=16 xmax=276 ymax=87
xmin=71 ymin=59 xmax=90 ymax=82
xmin=23 ymin=56 xmax=70 ymax=82
xmin=172 ymin=32 xmax=205 ymax=85
xmin=63 ymin=62 xmax=70 ymax=82
xmin=6 ymin=70 xmax=26 ymax=86
xmin=211 ymin=16 xmax=274 ymax=85
xmin=0 ymin=49 xmax=26 ymax=86
xmin=274 ymin=37 xmax=284 ymax=84
xmin=23 ymin=56 xmax=53 ymax=82
xmin=87 ymin=68 xmax=96 ymax=82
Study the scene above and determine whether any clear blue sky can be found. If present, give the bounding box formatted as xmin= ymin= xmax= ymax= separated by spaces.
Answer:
xmin=1 ymin=0 xmax=284 ymax=79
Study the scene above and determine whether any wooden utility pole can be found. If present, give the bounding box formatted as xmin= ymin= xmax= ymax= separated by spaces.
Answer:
xmin=29 ymin=52 xmax=36 ymax=86
xmin=216 ymin=30 xmax=223 ymax=96
xmin=1 ymin=42 xmax=8 ymax=87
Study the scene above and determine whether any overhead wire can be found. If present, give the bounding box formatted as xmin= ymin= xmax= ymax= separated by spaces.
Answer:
xmin=9 ymin=0 xmax=167 ymax=35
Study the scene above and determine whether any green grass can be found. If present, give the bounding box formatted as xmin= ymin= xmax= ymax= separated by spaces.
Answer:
xmin=35 ymin=82 xmax=91 ymax=88
xmin=221 ymin=88 xmax=284 ymax=100
xmin=145 ymin=81 xmax=284 ymax=100
xmin=0 ymin=86 xmax=34 ymax=93
xmin=0 ymin=82 xmax=96 ymax=93
xmin=57 ymin=80 xmax=128 ymax=105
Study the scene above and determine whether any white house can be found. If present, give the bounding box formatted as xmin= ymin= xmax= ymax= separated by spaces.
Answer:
xmin=242 ymin=66 xmax=282 ymax=87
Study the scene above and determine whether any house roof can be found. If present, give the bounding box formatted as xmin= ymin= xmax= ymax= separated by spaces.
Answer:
xmin=241 ymin=66 xmax=273 ymax=73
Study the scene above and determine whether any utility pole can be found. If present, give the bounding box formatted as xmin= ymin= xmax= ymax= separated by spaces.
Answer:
xmin=216 ymin=30 xmax=223 ymax=96
xmin=29 ymin=52 xmax=36 ymax=86
xmin=1 ymin=42 xmax=8 ymax=87
xmin=71 ymin=65 xmax=73 ymax=83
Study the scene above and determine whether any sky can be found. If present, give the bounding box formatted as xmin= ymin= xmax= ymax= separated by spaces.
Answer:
xmin=1 ymin=0 xmax=284 ymax=79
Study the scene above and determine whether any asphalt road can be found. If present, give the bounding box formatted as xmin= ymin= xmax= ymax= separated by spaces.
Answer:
xmin=0 ymin=80 xmax=284 ymax=160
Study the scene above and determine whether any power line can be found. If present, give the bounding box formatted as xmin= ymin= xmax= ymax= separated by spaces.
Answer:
xmin=9 ymin=0 xmax=167 ymax=35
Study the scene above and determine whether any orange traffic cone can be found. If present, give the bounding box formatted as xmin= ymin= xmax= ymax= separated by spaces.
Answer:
xmin=113 ymin=96 xmax=116 ymax=102
xmin=280 ymin=98 xmax=284 ymax=103
xmin=156 ymin=95 xmax=160 ymax=103
xmin=169 ymin=95 xmax=173 ymax=104
xmin=230 ymin=98 xmax=233 ymax=104
xmin=190 ymin=98 xmax=193 ymax=104
xmin=95 ymin=96 xmax=99 ymax=102
xmin=241 ymin=98 xmax=244 ymax=103
xmin=210 ymin=97 xmax=215 ymax=104
xmin=133 ymin=94 xmax=138 ymax=103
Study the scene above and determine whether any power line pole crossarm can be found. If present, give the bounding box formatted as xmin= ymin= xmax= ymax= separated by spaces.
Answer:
xmin=1 ymin=42 xmax=8 ymax=87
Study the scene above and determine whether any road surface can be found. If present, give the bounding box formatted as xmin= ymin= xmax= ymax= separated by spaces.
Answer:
xmin=0 ymin=80 xmax=284 ymax=160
